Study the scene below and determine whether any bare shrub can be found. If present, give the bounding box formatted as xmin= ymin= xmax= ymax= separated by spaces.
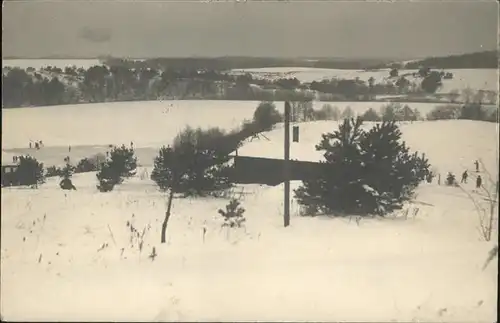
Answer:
xmin=426 ymin=104 xmax=461 ymax=121
xmin=75 ymin=153 xmax=106 ymax=173
xmin=46 ymin=165 xmax=63 ymax=177
xmin=313 ymin=104 xmax=340 ymax=121
xmin=459 ymin=159 xmax=498 ymax=242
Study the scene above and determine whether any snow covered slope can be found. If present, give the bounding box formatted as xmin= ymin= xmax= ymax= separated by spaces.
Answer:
xmin=1 ymin=118 xmax=498 ymax=321
xmin=230 ymin=67 xmax=498 ymax=94
xmin=4 ymin=100 xmax=491 ymax=150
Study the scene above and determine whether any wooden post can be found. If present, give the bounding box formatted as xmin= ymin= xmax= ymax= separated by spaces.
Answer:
xmin=284 ymin=101 xmax=291 ymax=227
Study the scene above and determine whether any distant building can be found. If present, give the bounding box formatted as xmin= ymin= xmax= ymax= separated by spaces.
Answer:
xmin=1 ymin=151 xmax=21 ymax=186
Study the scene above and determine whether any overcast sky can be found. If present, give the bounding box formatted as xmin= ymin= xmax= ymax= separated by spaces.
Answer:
xmin=2 ymin=0 xmax=498 ymax=59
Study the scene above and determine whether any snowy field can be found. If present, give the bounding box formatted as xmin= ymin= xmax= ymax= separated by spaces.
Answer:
xmin=4 ymin=100 xmax=493 ymax=151
xmin=2 ymin=59 xmax=103 ymax=70
xmin=231 ymin=67 xmax=499 ymax=94
xmin=1 ymin=101 xmax=498 ymax=321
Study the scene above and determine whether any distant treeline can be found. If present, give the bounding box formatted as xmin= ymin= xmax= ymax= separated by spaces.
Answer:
xmin=2 ymin=65 xmax=319 ymax=108
xmin=93 ymin=51 xmax=500 ymax=70
xmin=0 ymin=65 xmax=430 ymax=108
xmin=2 ymin=56 xmax=496 ymax=109
xmin=101 ymin=56 xmax=393 ymax=71
xmin=377 ymin=51 xmax=498 ymax=70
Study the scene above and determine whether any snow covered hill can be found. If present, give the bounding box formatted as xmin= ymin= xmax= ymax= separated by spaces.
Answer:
xmin=230 ymin=67 xmax=498 ymax=95
xmin=1 ymin=116 xmax=498 ymax=321
xmin=4 ymin=100 xmax=496 ymax=151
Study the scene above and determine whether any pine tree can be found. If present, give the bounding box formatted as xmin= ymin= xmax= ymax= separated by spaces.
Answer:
xmin=96 ymin=144 xmax=137 ymax=192
xmin=16 ymin=155 xmax=45 ymax=187
xmin=151 ymin=146 xmax=180 ymax=192
xmin=150 ymin=145 xmax=181 ymax=243
xmin=295 ymin=118 xmax=431 ymax=216
xmin=151 ymin=126 xmax=234 ymax=196
xmin=108 ymin=145 xmax=138 ymax=179
xmin=359 ymin=121 xmax=430 ymax=212
xmin=295 ymin=117 xmax=367 ymax=214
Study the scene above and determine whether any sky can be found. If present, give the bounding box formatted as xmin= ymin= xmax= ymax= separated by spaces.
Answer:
xmin=2 ymin=0 xmax=498 ymax=60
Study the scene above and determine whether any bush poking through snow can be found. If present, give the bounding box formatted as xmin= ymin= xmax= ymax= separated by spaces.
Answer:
xmin=426 ymin=170 xmax=436 ymax=183
xmin=96 ymin=145 xmax=137 ymax=192
xmin=446 ymin=172 xmax=457 ymax=186
xmin=219 ymin=199 xmax=246 ymax=228
xmin=96 ymin=163 xmax=119 ymax=192
xmin=299 ymin=204 xmax=320 ymax=217
xmin=75 ymin=153 xmax=106 ymax=173
xmin=295 ymin=117 xmax=431 ymax=217
xmin=483 ymin=245 xmax=498 ymax=270
xmin=59 ymin=163 xmax=77 ymax=190
xmin=46 ymin=165 xmax=63 ymax=177
xmin=16 ymin=155 xmax=45 ymax=187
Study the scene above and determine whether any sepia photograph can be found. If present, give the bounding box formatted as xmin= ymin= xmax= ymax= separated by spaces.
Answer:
xmin=1 ymin=0 xmax=499 ymax=321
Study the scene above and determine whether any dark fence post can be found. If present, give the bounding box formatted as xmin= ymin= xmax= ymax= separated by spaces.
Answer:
xmin=284 ymin=101 xmax=291 ymax=227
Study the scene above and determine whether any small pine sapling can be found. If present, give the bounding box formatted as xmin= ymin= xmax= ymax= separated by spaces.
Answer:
xmin=59 ymin=163 xmax=77 ymax=190
xmin=446 ymin=172 xmax=457 ymax=186
xmin=149 ymin=247 xmax=157 ymax=261
xmin=96 ymin=162 xmax=119 ymax=192
xmin=219 ymin=198 xmax=246 ymax=228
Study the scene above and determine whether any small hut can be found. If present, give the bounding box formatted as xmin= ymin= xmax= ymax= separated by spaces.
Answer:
xmin=1 ymin=151 xmax=21 ymax=186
